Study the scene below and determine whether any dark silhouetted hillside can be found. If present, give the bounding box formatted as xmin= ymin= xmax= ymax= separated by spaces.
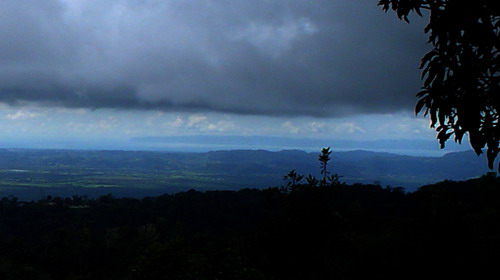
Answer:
xmin=0 ymin=174 xmax=499 ymax=279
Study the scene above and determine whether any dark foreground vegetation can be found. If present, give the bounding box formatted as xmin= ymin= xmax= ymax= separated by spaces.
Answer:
xmin=0 ymin=173 xmax=499 ymax=280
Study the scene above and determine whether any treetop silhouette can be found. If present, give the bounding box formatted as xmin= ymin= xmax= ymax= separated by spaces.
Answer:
xmin=379 ymin=0 xmax=500 ymax=170
xmin=283 ymin=147 xmax=343 ymax=192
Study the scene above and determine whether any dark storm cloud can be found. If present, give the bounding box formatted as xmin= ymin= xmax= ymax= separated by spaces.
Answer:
xmin=0 ymin=0 xmax=428 ymax=117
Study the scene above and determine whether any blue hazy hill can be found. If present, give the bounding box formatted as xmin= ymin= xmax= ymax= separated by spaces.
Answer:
xmin=0 ymin=148 xmax=495 ymax=200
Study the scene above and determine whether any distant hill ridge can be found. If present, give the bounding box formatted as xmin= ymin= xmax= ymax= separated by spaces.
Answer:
xmin=131 ymin=135 xmax=470 ymax=156
xmin=0 ymin=148 xmax=495 ymax=200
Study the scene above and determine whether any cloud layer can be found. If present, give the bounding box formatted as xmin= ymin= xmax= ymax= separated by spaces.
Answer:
xmin=0 ymin=0 xmax=428 ymax=117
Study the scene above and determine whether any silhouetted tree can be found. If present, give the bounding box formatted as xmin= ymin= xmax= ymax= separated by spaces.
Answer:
xmin=305 ymin=174 xmax=319 ymax=187
xmin=283 ymin=147 xmax=343 ymax=189
xmin=319 ymin=147 xmax=332 ymax=186
xmin=327 ymin=173 xmax=344 ymax=187
xmin=283 ymin=169 xmax=304 ymax=191
xmin=379 ymin=0 xmax=500 ymax=170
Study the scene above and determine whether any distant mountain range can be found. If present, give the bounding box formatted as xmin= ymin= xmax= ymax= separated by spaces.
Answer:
xmin=0 ymin=148 xmax=496 ymax=200
xmin=1 ymin=135 xmax=470 ymax=156
xmin=199 ymin=149 xmax=495 ymax=190
xmin=131 ymin=135 xmax=470 ymax=156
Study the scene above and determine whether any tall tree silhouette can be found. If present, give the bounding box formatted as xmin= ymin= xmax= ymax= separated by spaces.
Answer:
xmin=319 ymin=147 xmax=331 ymax=186
xmin=379 ymin=0 xmax=500 ymax=170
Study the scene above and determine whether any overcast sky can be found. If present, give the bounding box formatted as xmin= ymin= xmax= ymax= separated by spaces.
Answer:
xmin=0 ymin=0 xmax=446 ymax=153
